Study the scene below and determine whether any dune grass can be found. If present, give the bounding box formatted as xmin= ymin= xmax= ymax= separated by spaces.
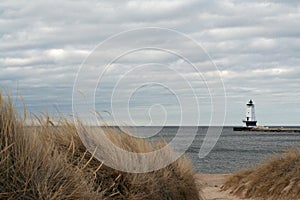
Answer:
xmin=222 ymin=148 xmax=300 ymax=199
xmin=0 ymin=91 xmax=201 ymax=200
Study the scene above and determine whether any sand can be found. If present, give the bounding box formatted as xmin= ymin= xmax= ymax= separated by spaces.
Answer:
xmin=195 ymin=174 xmax=249 ymax=200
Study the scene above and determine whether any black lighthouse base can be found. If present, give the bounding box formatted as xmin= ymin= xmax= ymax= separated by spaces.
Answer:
xmin=242 ymin=120 xmax=257 ymax=127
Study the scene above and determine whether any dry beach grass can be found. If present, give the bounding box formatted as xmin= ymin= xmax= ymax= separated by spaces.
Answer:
xmin=222 ymin=148 xmax=300 ymax=199
xmin=4 ymin=89 xmax=300 ymax=200
xmin=0 ymin=91 xmax=200 ymax=200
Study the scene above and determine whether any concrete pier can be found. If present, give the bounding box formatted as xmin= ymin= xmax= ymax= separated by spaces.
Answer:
xmin=233 ymin=126 xmax=300 ymax=132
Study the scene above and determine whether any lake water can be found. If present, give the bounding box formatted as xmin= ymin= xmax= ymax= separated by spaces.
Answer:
xmin=132 ymin=126 xmax=300 ymax=174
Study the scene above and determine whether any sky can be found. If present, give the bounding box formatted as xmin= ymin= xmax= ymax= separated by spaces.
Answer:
xmin=1 ymin=0 xmax=300 ymax=126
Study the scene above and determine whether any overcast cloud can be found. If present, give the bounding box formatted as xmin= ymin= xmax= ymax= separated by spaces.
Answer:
xmin=1 ymin=0 xmax=300 ymax=125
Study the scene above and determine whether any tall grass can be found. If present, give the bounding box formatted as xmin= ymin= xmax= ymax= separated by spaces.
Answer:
xmin=0 ymin=92 xmax=201 ymax=199
xmin=222 ymin=148 xmax=300 ymax=199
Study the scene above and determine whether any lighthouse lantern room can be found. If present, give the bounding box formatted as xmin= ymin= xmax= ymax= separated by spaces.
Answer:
xmin=242 ymin=100 xmax=257 ymax=127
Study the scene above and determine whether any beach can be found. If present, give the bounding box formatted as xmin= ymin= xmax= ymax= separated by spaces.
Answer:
xmin=1 ymin=92 xmax=300 ymax=199
xmin=195 ymin=174 xmax=248 ymax=200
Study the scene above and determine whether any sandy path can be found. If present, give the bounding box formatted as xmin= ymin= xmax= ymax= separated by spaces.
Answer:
xmin=195 ymin=174 xmax=244 ymax=200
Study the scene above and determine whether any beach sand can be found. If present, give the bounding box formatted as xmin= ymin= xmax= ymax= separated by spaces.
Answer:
xmin=195 ymin=174 xmax=249 ymax=200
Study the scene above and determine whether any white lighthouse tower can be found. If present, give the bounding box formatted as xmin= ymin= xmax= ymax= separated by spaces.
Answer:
xmin=242 ymin=100 xmax=257 ymax=127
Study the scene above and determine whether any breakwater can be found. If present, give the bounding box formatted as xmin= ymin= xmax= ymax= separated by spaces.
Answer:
xmin=233 ymin=127 xmax=300 ymax=132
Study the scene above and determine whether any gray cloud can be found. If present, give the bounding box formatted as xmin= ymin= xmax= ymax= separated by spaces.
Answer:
xmin=1 ymin=0 xmax=300 ymax=125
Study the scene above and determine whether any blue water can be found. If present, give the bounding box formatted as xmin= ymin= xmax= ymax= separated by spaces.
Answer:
xmin=133 ymin=126 xmax=300 ymax=174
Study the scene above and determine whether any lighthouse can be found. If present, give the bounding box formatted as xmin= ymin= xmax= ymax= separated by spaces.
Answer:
xmin=242 ymin=100 xmax=257 ymax=127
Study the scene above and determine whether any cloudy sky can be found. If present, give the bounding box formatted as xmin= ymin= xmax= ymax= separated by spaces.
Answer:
xmin=1 ymin=0 xmax=300 ymax=126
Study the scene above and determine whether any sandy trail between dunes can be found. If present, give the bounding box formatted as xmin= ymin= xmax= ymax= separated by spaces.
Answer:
xmin=195 ymin=174 xmax=251 ymax=200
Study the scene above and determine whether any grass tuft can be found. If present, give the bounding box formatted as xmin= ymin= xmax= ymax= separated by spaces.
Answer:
xmin=222 ymin=148 xmax=300 ymax=199
xmin=0 ymin=91 xmax=201 ymax=200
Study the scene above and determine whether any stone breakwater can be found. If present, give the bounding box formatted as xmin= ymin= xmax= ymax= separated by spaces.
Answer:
xmin=233 ymin=126 xmax=300 ymax=132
